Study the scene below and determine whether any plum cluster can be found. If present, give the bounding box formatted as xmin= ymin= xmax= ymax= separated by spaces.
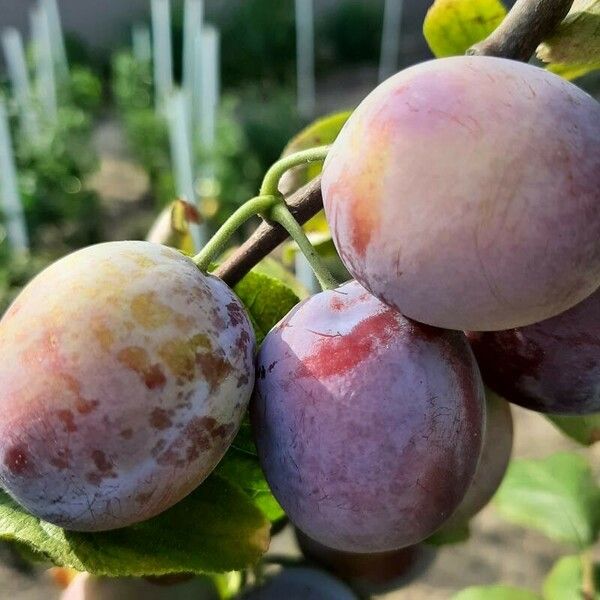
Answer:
xmin=0 ymin=56 xmax=598 ymax=568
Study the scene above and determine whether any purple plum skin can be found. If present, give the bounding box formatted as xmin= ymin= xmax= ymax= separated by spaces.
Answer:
xmin=0 ymin=241 xmax=255 ymax=531
xmin=251 ymin=280 xmax=485 ymax=553
xmin=468 ymin=289 xmax=600 ymax=415
xmin=295 ymin=528 xmax=437 ymax=592
xmin=322 ymin=56 xmax=600 ymax=331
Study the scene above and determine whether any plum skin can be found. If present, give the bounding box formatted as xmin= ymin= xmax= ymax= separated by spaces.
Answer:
xmin=0 ymin=241 xmax=255 ymax=531
xmin=439 ymin=390 xmax=513 ymax=531
xmin=295 ymin=528 xmax=437 ymax=591
xmin=467 ymin=289 xmax=600 ymax=415
xmin=251 ymin=280 xmax=485 ymax=553
xmin=321 ymin=55 xmax=600 ymax=331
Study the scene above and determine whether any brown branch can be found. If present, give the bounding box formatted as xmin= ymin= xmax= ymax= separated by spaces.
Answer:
xmin=214 ymin=177 xmax=323 ymax=286
xmin=217 ymin=0 xmax=573 ymax=287
xmin=467 ymin=0 xmax=574 ymax=61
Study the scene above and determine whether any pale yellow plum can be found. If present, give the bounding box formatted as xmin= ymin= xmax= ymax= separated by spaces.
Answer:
xmin=322 ymin=56 xmax=600 ymax=331
xmin=0 ymin=241 xmax=255 ymax=531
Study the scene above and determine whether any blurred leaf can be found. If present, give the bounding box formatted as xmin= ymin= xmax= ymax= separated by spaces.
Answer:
xmin=537 ymin=0 xmax=600 ymax=79
xmin=546 ymin=413 xmax=600 ymax=446
xmin=426 ymin=522 xmax=470 ymax=546
xmin=543 ymin=555 xmax=600 ymax=600
xmin=233 ymin=270 xmax=299 ymax=344
xmin=146 ymin=199 xmax=202 ymax=254
xmin=494 ymin=453 xmax=600 ymax=548
xmin=0 ymin=475 xmax=269 ymax=576
xmin=249 ymin=257 xmax=309 ymax=300
xmin=423 ymin=0 xmax=507 ymax=57
xmin=280 ymin=111 xmax=351 ymax=195
xmin=452 ymin=586 xmax=541 ymax=600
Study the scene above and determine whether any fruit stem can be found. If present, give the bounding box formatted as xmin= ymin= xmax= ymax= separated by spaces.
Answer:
xmin=192 ymin=195 xmax=279 ymax=271
xmin=259 ymin=146 xmax=331 ymax=197
xmin=581 ymin=550 xmax=596 ymax=600
xmin=269 ymin=201 xmax=339 ymax=291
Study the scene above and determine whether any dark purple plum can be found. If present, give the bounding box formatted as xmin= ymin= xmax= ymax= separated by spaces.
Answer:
xmin=467 ymin=289 xmax=600 ymax=415
xmin=251 ymin=280 xmax=485 ymax=553
xmin=295 ymin=528 xmax=437 ymax=594
xmin=240 ymin=568 xmax=358 ymax=600
xmin=438 ymin=390 xmax=513 ymax=532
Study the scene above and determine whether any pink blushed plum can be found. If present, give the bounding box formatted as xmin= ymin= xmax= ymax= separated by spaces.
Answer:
xmin=251 ymin=280 xmax=485 ymax=553
xmin=0 ymin=241 xmax=255 ymax=531
xmin=322 ymin=56 xmax=600 ymax=331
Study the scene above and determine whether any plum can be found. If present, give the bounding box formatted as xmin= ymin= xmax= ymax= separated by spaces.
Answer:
xmin=321 ymin=56 xmax=600 ymax=331
xmin=467 ymin=289 xmax=600 ymax=415
xmin=0 ymin=241 xmax=255 ymax=531
xmin=438 ymin=390 xmax=513 ymax=532
xmin=251 ymin=280 xmax=485 ymax=553
xmin=295 ymin=528 xmax=437 ymax=594
xmin=240 ymin=568 xmax=358 ymax=600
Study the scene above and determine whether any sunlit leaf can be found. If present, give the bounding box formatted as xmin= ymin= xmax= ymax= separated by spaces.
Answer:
xmin=423 ymin=0 xmax=507 ymax=58
xmin=493 ymin=453 xmax=600 ymax=548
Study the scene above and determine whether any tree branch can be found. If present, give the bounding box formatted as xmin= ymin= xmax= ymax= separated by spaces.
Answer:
xmin=467 ymin=0 xmax=574 ymax=61
xmin=217 ymin=0 xmax=573 ymax=288
xmin=214 ymin=177 xmax=323 ymax=285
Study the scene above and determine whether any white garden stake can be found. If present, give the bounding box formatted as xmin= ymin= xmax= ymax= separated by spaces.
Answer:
xmin=379 ymin=0 xmax=404 ymax=82
xmin=41 ymin=0 xmax=69 ymax=81
xmin=198 ymin=25 xmax=220 ymax=153
xmin=183 ymin=0 xmax=204 ymax=132
xmin=132 ymin=23 xmax=152 ymax=65
xmin=151 ymin=0 xmax=174 ymax=110
xmin=166 ymin=90 xmax=205 ymax=249
xmin=0 ymin=99 xmax=30 ymax=254
xmin=1 ymin=28 xmax=40 ymax=140
xmin=30 ymin=4 xmax=58 ymax=121
xmin=295 ymin=0 xmax=316 ymax=118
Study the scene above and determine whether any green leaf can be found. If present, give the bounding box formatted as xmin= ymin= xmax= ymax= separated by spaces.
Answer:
xmin=493 ymin=453 xmax=600 ymax=548
xmin=546 ymin=413 xmax=600 ymax=446
xmin=537 ymin=0 xmax=600 ymax=80
xmin=0 ymin=475 xmax=269 ymax=577
xmin=543 ymin=555 xmax=600 ymax=600
xmin=233 ymin=270 xmax=299 ymax=345
xmin=280 ymin=111 xmax=351 ymax=194
xmin=452 ymin=586 xmax=542 ymax=600
xmin=423 ymin=0 xmax=507 ymax=58
xmin=216 ymin=448 xmax=285 ymax=522
xmin=217 ymin=410 xmax=284 ymax=523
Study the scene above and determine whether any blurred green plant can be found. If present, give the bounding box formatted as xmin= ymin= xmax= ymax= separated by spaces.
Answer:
xmin=13 ymin=103 xmax=102 ymax=250
xmin=216 ymin=0 xmax=296 ymax=87
xmin=199 ymin=97 xmax=263 ymax=227
xmin=321 ymin=0 xmax=384 ymax=64
xmin=111 ymin=51 xmax=174 ymax=206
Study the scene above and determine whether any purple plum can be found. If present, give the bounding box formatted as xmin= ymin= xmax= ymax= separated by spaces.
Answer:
xmin=251 ymin=280 xmax=485 ymax=552
xmin=468 ymin=289 xmax=600 ymax=415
